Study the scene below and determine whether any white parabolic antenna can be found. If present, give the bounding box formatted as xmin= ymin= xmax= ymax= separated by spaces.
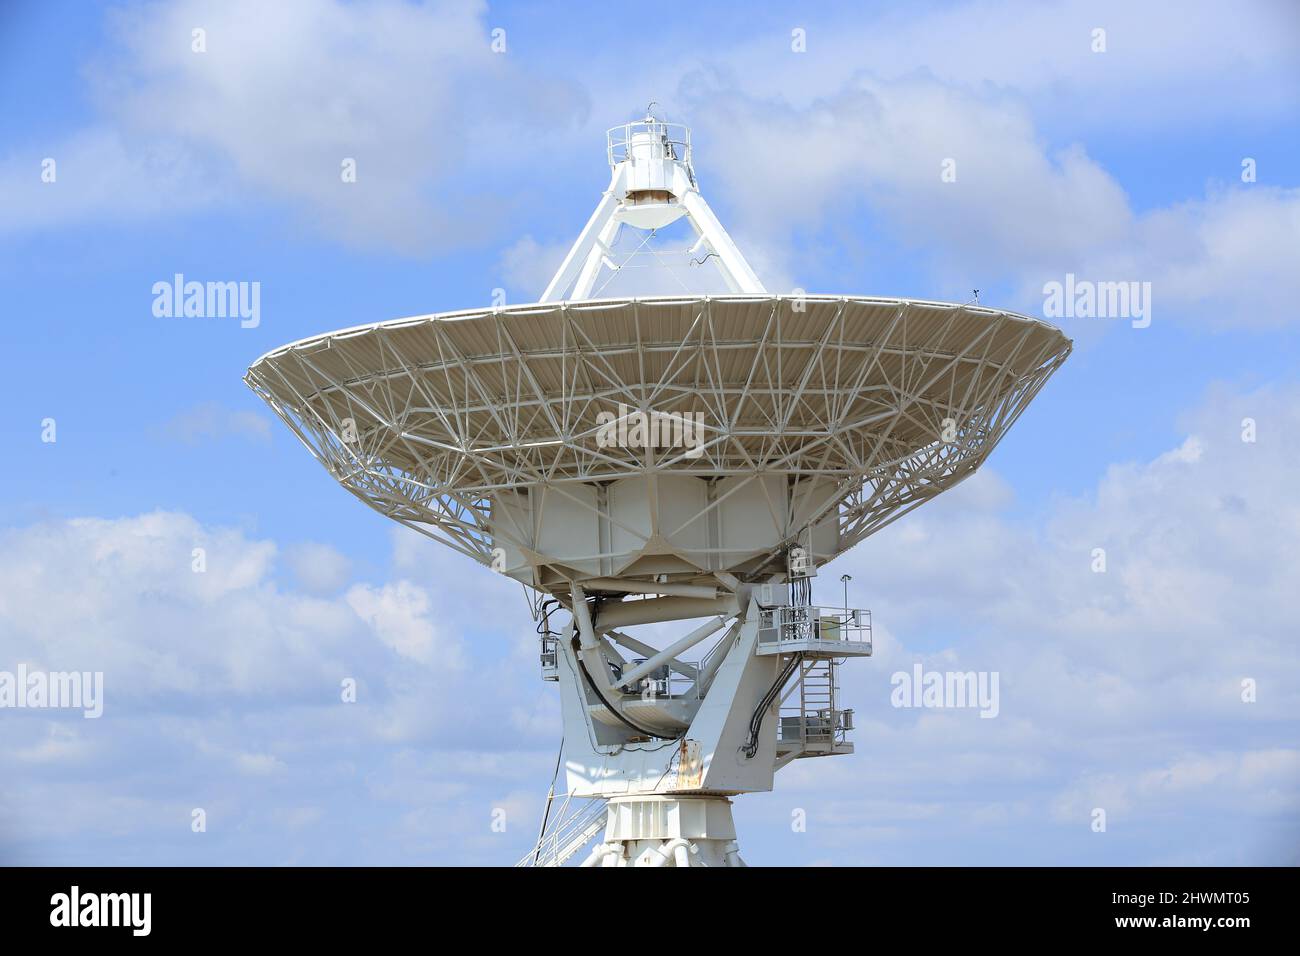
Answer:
xmin=247 ymin=111 xmax=1071 ymax=866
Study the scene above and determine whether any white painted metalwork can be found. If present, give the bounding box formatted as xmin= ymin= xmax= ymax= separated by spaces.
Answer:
xmin=515 ymin=793 xmax=607 ymax=868
xmin=541 ymin=110 xmax=764 ymax=301
xmin=246 ymin=294 xmax=1069 ymax=598
xmin=247 ymin=110 xmax=1071 ymax=866
xmin=755 ymin=605 xmax=873 ymax=657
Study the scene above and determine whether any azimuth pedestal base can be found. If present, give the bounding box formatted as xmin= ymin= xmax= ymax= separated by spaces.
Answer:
xmin=579 ymin=794 xmax=747 ymax=868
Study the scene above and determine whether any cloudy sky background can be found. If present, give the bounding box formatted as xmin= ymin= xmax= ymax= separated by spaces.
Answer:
xmin=1 ymin=0 xmax=1298 ymax=864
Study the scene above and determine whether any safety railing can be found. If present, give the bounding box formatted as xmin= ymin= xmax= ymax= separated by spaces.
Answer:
xmin=606 ymin=119 xmax=693 ymax=174
xmin=758 ymin=606 xmax=872 ymax=652
xmin=616 ymin=659 xmax=702 ymax=700
xmin=697 ymin=627 xmax=735 ymax=679
xmin=517 ymin=795 xmax=607 ymax=867
xmin=777 ymin=708 xmax=854 ymax=748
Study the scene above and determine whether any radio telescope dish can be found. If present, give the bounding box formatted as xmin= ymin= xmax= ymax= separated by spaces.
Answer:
xmin=247 ymin=110 xmax=1070 ymax=867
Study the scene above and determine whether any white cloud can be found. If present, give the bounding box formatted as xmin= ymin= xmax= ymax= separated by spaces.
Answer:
xmin=233 ymin=751 xmax=285 ymax=776
xmin=13 ymin=725 xmax=93 ymax=765
xmin=4 ymin=382 xmax=1299 ymax=864
xmin=0 ymin=511 xmax=483 ymax=713
xmin=1051 ymin=750 xmax=1300 ymax=822
xmin=498 ymin=221 xmax=744 ymax=300
xmin=608 ymin=0 xmax=1300 ymax=132
xmin=345 ymin=580 xmax=462 ymax=668
xmin=0 ymin=511 xmax=338 ymax=700
xmin=156 ymin=402 xmax=272 ymax=445
xmin=775 ymin=381 xmax=1300 ymax=862
xmin=5 ymin=0 xmax=588 ymax=250
xmin=0 ymin=126 xmax=219 ymax=234
xmin=696 ymin=78 xmax=1130 ymax=272
xmin=0 ymin=508 xmax=555 ymax=864
xmin=284 ymin=541 xmax=351 ymax=594
xmin=676 ymin=74 xmax=1299 ymax=327
xmin=11 ymin=0 xmax=1295 ymax=321
xmin=497 ymin=235 xmax=569 ymax=300
xmin=1119 ymin=186 xmax=1300 ymax=329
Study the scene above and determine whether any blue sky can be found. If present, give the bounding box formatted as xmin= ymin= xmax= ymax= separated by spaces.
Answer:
xmin=1 ymin=0 xmax=1298 ymax=865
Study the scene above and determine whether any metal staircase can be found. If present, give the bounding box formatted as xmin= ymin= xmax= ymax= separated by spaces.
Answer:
xmin=799 ymin=658 xmax=835 ymax=741
xmin=516 ymin=795 xmax=607 ymax=867
xmin=776 ymin=656 xmax=854 ymax=762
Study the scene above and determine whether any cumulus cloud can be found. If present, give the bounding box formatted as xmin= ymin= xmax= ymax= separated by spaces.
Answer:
xmin=677 ymin=74 xmax=1299 ymax=327
xmin=762 ymin=382 xmax=1300 ymax=864
xmin=619 ymin=0 xmax=1300 ymax=131
xmin=4 ymin=0 xmax=588 ymax=250
xmin=2 ymin=1 xmax=1298 ymax=864
xmin=345 ymin=580 xmax=462 ymax=668
xmin=692 ymin=78 xmax=1131 ymax=271
xmin=1051 ymin=750 xmax=1300 ymax=822
xmin=3 ymin=383 xmax=1300 ymax=864
xmin=0 ymin=511 xmax=524 ymax=725
xmin=1113 ymin=186 xmax=1300 ymax=330
xmin=0 ymin=509 xmax=553 ymax=864
xmin=10 ymin=0 xmax=1295 ymax=318
xmin=514 ymin=1 xmax=1299 ymax=312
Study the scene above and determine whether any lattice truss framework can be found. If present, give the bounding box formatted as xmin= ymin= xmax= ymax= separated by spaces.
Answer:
xmin=245 ymin=295 xmax=1070 ymax=588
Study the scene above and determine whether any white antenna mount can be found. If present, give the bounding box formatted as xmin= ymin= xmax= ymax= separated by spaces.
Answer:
xmin=541 ymin=108 xmax=766 ymax=301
